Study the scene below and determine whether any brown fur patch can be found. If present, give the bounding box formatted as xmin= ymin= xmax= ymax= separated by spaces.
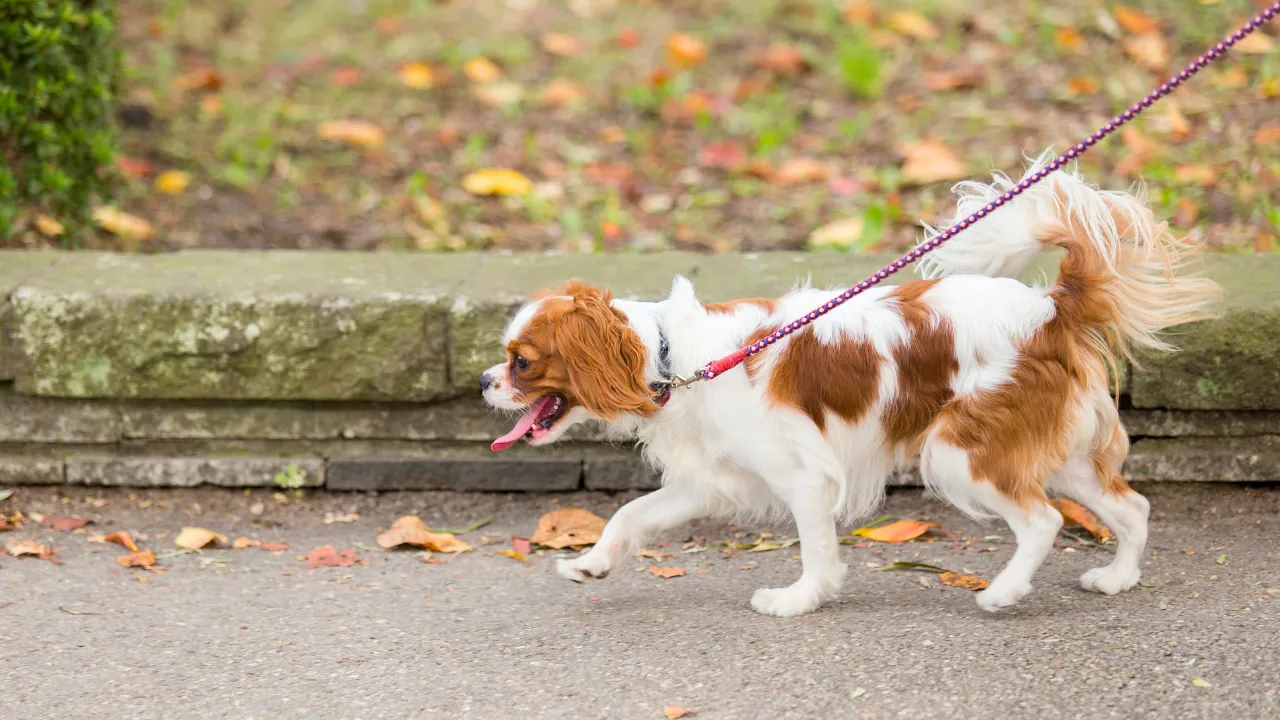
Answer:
xmin=763 ymin=327 xmax=881 ymax=432
xmin=704 ymin=297 xmax=778 ymax=316
xmin=883 ymin=281 xmax=958 ymax=449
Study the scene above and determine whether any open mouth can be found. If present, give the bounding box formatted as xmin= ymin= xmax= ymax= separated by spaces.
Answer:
xmin=491 ymin=393 xmax=569 ymax=451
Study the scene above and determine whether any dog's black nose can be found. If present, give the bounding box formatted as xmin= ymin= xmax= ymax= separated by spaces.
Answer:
xmin=479 ymin=373 xmax=493 ymax=391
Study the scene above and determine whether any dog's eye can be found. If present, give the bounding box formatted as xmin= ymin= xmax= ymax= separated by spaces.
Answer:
xmin=513 ymin=355 xmax=529 ymax=370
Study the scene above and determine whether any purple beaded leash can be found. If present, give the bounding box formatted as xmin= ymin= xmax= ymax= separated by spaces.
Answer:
xmin=664 ymin=1 xmax=1280 ymax=389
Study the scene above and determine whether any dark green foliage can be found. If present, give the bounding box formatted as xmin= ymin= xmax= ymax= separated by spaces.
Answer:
xmin=1 ymin=0 xmax=119 ymax=237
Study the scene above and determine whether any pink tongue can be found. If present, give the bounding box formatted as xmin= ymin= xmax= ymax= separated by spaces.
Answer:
xmin=491 ymin=396 xmax=554 ymax=452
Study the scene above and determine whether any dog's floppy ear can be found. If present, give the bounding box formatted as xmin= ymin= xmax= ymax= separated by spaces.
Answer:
xmin=553 ymin=284 xmax=656 ymax=419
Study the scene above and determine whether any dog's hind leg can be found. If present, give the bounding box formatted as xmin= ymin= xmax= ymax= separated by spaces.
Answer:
xmin=557 ymin=484 xmax=708 ymax=583
xmin=1049 ymin=450 xmax=1150 ymax=596
xmin=749 ymin=474 xmax=846 ymax=618
xmin=921 ymin=435 xmax=1063 ymax=613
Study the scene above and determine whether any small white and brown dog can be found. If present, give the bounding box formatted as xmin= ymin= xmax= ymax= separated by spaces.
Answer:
xmin=481 ymin=157 xmax=1219 ymax=617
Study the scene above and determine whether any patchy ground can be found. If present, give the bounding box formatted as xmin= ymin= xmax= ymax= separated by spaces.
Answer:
xmin=1 ymin=483 xmax=1277 ymax=718
xmin=8 ymin=0 xmax=1279 ymax=254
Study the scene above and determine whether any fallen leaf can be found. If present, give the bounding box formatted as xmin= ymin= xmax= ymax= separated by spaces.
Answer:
xmin=1122 ymin=33 xmax=1169 ymax=73
xmin=1257 ymin=124 xmax=1280 ymax=145
xmin=305 ymin=545 xmax=363 ymax=569
xmin=6 ymin=539 xmax=58 ymax=564
xmin=541 ymin=79 xmax=587 ymax=106
xmin=808 ymin=217 xmax=865 ymax=249
xmin=1055 ymin=26 xmax=1085 ymax=53
xmin=323 ymin=511 xmax=358 ymax=524
xmin=1174 ymin=164 xmax=1217 ymax=186
xmin=250 ymin=502 xmax=266 ymax=517
xmin=462 ymin=168 xmax=533 ymax=197
xmin=1066 ymin=76 xmax=1100 ymax=96
xmin=513 ymin=537 xmax=532 ymax=555
xmin=199 ymin=93 xmax=223 ymax=118
xmin=924 ymin=68 xmax=983 ymax=91
xmin=853 ymin=519 xmax=939 ymax=543
xmin=1049 ymin=499 xmax=1115 ymax=543
xmin=398 ymin=62 xmax=433 ymax=89
xmin=331 ymin=66 xmax=361 ymax=86
xmin=117 ymin=550 xmax=157 ymax=569
xmin=154 ymin=170 xmax=191 ymax=195
xmin=1215 ymin=553 xmax=1227 ymax=566
xmin=664 ymin=706 xmax=690 ymax=719
xmin=773 ymin=156 xmax=828 ymax=185
xmin=755 ymin=44 xmax=807 ymax=75
xmin=317 ymin=120 xmax=385 ymax=150
xmin=472 ymin=81 xmax=525 ymax=107
xmin=174 ymin=68 xmax=223 ymax=91
xmin=260 ymin=543 xmax=289 ymax=552
xmin=103 ymin=531 xmax=139 ymax=552
xmin=174 ymin=526 xmax=226 ymax=550
xmin=636 ymin=548 xmax=670 ymax=560
xmin=1174 ymin=196 xmax=1200 ymax=227
xmin=938 ymin=571 xmax=990 ymax=591
xmin=541 ymin=32 xmax=583 ymax=56
xmin=232 ymin=537 xmax=261 ymax=550
xmin=666 ymin=34 xmax=707 ymax=67
xmin=33 ymin=214 xmax=64 ymax=236
xmin=530 ymin=508 xmax=607 ymax=549
xmin=1215 ymin=66 xmax=1247 ymax=89
xmin=1163 ymin=102 xmax=1192 ymax=142
xmin=41 ymin=515 xmax=91 ymax=532
xmin=116 ymin=156 xmax=156 ymax=178
xmin=899 ymin=139 xmax=967 ymax=185
xmin=377 ymin=516 xmax=473 ymax=553
xmin=1112 ymin=6 xmax=1161 ymax=34
xmin=698 ymin=140 xmax=747 ymax=170
xmin=1233 ymin=33 xmax=1275 ymax=55
xmin=650 ymin=565 xmax=686 ymax=579
xmin=463 ymin=56 xmax=502 ymax=83
xmin=617 ymin=29 xmax=642 ymax=49
xmin=876 ymin=561 xmax=949 ymax=573
xmin=496 ymin=549 xmax=528 ymax=563
xmin=886 ymin=10 xmax=940 ymax=41
xmin=92 ymin=207 xmax=154 ymax=241
xmin=842 ymin=1 xmax=874 ymax=27
xmin=1191 ymin=677 xmax=1212 ymax=688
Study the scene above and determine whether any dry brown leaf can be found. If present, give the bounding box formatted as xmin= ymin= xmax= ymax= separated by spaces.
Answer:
xmin=260 ymin=542 xmax=289 ymax=552
xmin=773 ymin=157 xmax=829 ymax=185
xmin=1054 ymin=26 xmax=1085 ymax=53
xmin=1112 ymin=6 xmax=1161 ymax=34
xmin=199 ymin=93 xmax=223 ymax=118
xmin=116 ymin=156 xmax=156 ymax=178
xmin=900 ymin=139 xmax=967 ymax=185
xmin=376 ymin=516 xmax=472 ymax=553
xmin=1233 ymin=32 xmax=1275 ymax=55
xmin=305 ymin=545 xmax=363 ymax=569
xmin=530 ymin=508 xmax=607 ymax=549
xmin=464 ymin=57 xmax=502 ymax=83
xmin=938 ymin=571 xmax=989 ymax=591
xmin=1163 ymin=102 xmax=1192 ymax=142
xmin=1256 ymin=124 xmax=1280 ymax=145
xmin=853 ymin=519 xmax=939 ymax=543
xmin=7 ymin=539 xmax=59 ymax=564
xmin=842 ymin=1 xmax=874 ymax=27
xmin=33 ymin=214 xmax=64 ymax=237
xmin=541 ymin=79 xmax=587 ymax=106
xmin=496 ymin=549 xmax=529 ymax=563
xmin=331 ymin=66 xmax=361 ymax=87
xmin=666 ymin=33 xmax=707 ymax=67
xmin=232 ymin=537 xmax=261 ymax=550
xmin=174 ymin=68 xmax=223 ymax=91
xmin=1066 ymin=77 xmax=1100 ymax=96
xmin=1215 ymin=66 xmax=1247 ymax=89
xmin=103 ymin=530 xmax=138 ymax=552
xmin=317 ymin=120 xmax=385 ymax=150
xmin=41 ymin=515 xmax=91 ymax=532
xmin=924 ymin=68 xmax=983 ymax=92
xmin=462 ymin=168 xmax=533 ymax=196
xmin=398 ymin=62 xmax=433 ymax=89
xmin=754 ymin=44 xmax=808 ymax=75
xmin=1122 ymin=33 xmax=1169 ymax=72
xmin=1175 ymin=164 xmax=1217 ymax=186
xmin=1050 ymin=499 xmax=1115 ymax=543
xmin=174 ymin=526 xmax=226 ymax=550
xmin=154 ymin=170 xmax=191 ymax=195
xmin=92 ymin=207 xmax=154 ymax=241
xmin=117 ymin=550 xmax=157 ymax=569
xmin=1174 ymin=196 xmax=1200 ymax=228
xmin=664 ymin=706 xmax=691 ymax=719
xmin=886 ymin=10 xmax=940 ymax=41
xmin=541 ymin=32 xmax=583 ymax=56
xmin=650 ymin=565 xmax=687 ymax=579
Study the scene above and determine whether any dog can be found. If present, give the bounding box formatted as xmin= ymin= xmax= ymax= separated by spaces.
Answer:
xmin=481 ymin=156 xmax=1220 ymax=617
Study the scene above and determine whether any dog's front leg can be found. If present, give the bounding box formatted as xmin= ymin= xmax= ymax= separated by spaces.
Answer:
xmin=557 ymin=485 xmax=705 ymax=583
xmin=750 ymin=481 xmax=846 ymax=617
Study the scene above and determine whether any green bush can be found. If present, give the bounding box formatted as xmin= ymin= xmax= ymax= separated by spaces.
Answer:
xmin=0 ymin=0 xmax=120 ymax=238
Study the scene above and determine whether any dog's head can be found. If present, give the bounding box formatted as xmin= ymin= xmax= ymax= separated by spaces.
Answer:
xmin=481 ymin=280 xmax=658 ymax=451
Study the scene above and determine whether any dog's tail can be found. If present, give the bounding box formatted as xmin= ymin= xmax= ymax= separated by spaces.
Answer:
xmin=917 ymin=152 xmax=1220 ymax=365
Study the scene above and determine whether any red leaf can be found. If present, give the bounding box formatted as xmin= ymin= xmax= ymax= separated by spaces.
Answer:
xmin=116 ymin=157 xmax=157 ymax=178
xmin=512 ymin=537 xmax=532 ymax=555
xmin=305 ymin=545 xmax=363 ymax=569
xmin=617 ymin=29 xmax=642 ymax=49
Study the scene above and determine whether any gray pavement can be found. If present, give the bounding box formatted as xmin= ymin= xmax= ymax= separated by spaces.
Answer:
xmin=1 ymin=483 xmax=1277 ymax=719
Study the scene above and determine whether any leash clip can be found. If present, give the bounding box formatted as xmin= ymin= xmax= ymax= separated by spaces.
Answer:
xmin=666 ymin=370 xmax=707 ymax=389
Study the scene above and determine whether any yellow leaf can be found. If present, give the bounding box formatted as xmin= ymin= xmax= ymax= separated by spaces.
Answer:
xmin=376 ymin=516 xmax=472 ymax=552
xmin=92 ymin=207 xmax=154 ymax=241
xmin=1233 ymin=33 xmax=1275 ymax=55
xmin=1112 ymin=6 xmax=1160 ymax=34
xmin=462 ymin=168 xmax=533 ymax=197
xmin=174 ymin=526 xmax=226 ymax=550
xmin=649 ymin=565 xmax=686 ymax=579
xmin=398 ymin=62 xmax=433 ymax=89
xmin=530 ymin=508 xmax=606 ymax=548
xmin=808 ymin=217 xmax=865 ymax=249
xmin=33 ymin=214 xmax=64 ymax=237
xmin=1191 ymin=677 xmax=1212 ymax=688
xmin=899 ymin=138 xmax=968 ymax=185
xmin=1122 ymin=33 xmax=1169 ymax=72
xmin=317 ymin=120 xmax=385 ymax=150
xmin=852 ymin=519 xmax=939 ymax=543
xmin=666 ymin=33 xmax=707 ymax=67
xmin=496 ymin=549 xmax=528 ymax=563
xmin=1049 ymin=499 xmax=1115 ymax=543
xmin=886 ymin=10 xmax=940 ymax=41
xmin=154 ymin=170 xmax=191 ymax=195
xmin=464 ymin=56 xmax=502 ymax=84
xmin=938 ymin=571 xmax=990 ymax=591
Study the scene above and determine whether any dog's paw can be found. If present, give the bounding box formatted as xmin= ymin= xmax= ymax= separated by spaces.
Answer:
xmin=556 ymin=556 xmax=610 ymax=583
xmin=975 ymin=581 xmax=1033 ymax=613
xmin=1080 ymin=566 xmax=1140 ymax=595
xmin=750 ymin=585 xmax=823 ymax=618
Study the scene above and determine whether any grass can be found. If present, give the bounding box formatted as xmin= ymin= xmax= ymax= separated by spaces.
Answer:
xmin=7 ymin=0 xmax=1278 ymax=254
